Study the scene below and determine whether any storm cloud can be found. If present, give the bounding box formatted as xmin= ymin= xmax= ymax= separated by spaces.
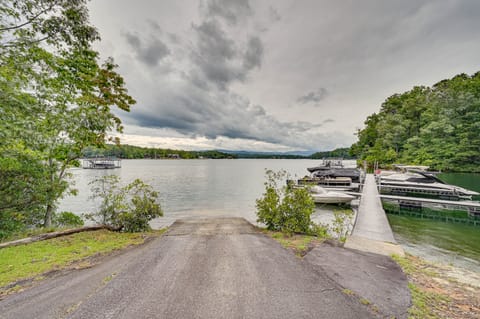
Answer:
xmin=297 ymin=88 xmax=329 ymax=105
xmin=115 ymin=0 xmax=334 ymax=149
xmin=88 ymin=0 xmax=480 ymax=151
xmin=123 ymin=32 xmax=170 ymax=67
xmin=203 ymin=0 xmax=252 ymax=25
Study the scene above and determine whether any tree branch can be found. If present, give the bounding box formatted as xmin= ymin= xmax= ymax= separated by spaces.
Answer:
xmin=0 ymin=4 xmax=54 ymax=32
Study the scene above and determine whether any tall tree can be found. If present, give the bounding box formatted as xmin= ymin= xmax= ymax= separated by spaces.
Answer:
xmin=0 ymin=0 xmax=136 ymax=227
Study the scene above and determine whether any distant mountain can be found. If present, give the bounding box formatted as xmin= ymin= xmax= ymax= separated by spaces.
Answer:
xmin=215 ymin=149 xmax=316 ymax=158
xmin=213 ymin=148 xmax=356 ymax=159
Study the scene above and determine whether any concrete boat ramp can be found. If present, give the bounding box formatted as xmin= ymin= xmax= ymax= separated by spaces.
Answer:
xmin=1 ymin=218 xmax=381 ymax=319
xmin=345 ymin=174 xmax=405 ymax=256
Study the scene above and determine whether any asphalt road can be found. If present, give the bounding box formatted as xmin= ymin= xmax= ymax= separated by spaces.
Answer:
xmin=306 ymin=244 xmax=410 ymax=318
xmin=0 ymin=218 xmax=376 ymax=319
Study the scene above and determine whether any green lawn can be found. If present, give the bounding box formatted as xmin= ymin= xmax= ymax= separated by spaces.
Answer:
xmin=0 ymin=229 xmax=165 ymax=288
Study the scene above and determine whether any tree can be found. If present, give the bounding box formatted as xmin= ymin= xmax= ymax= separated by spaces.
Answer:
xmin=256 ymin=170 xmax=316 ymax=234
xmin=0 ymin=0 xmax=136 ymax=228
xmin=352 ymin=71 xmax=480 ymax=172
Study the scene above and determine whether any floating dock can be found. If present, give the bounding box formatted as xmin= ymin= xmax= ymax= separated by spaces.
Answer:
xmin=380 ymin=194 xmax=480 ymax=225
xmin=344 ymin=174 xmax=405 ymax=256
xmin=82 ymin=158 xmax=121 ymax=169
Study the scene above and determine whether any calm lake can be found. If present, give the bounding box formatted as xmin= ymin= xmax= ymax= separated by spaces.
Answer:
xmin=60 ymin=159 xmax=480 ymax=271
xmin=60 ymin=159 xmax=341 ymax=227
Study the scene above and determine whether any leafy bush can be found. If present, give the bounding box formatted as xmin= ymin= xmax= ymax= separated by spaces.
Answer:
xmin=256 ymin=170 xmax=316 ymax=234
xmin=0 ymin=211 xmax=25 ymax=241
xmin=330 ymin=209 xmax=354 ymax=242
xmin=88 ymin=176 xmax=163 ymax=232
xmin=54 ymin=211 xmax=84 ymax=228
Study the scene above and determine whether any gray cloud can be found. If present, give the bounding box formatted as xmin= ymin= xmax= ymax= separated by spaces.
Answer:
xmin=147 ymin=19 xmax=162 ymax=32
xmin=191 ymin=20 xmax=239 ymax=90
xmin=114 ymin=0 xmax=339 ymax=150
xmin=89 ymin=0 xmax=480 ymax=151
xmin=124 ymin=89 xmax=333 ymax=150
xmin=204 ymin=0 xmax=252 ymax=25
xmin=268 ymin=6 xmax=281 ymax=22
xmin=297 ymin=88 xmax=329 ymax=105
xmin=243 ymin=36 xmax=263 ymax=70
xmin=123 ymin=32 xmax=170 ymax=67
xmin=124 ymin=32 xmax=141 ymax=48
xmin=190 ymin=19 xmax=263 ymax=90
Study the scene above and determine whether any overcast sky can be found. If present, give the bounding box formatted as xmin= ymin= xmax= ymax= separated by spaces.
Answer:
xmin=88 ymin=0 xmax=480 ymax=152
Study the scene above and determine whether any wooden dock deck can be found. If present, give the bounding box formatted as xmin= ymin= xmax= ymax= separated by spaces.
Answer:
xmin=345 ymin=174 xmax=405 ymax=256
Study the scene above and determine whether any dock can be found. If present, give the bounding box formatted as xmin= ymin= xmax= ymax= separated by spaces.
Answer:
xmin=381 ymin=194 xmax=480 ymax=225
xmin=82 ymin=157 xmax=121 ymax=169
xmin=344 ymin=174 xmax=405 ymax=256
xmin=379 ymin=194 xmax=480 ymax=211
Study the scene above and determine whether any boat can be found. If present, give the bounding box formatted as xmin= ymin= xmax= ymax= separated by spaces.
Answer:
xmin=378 ymin=169 xmax=479 ymax=200
xmin=307 ymin=158 xmax=344 ymax=172
xmin=307 ymin=158 xmax=362 ymax=183
xmin=297 ymin=176 xmax=359 ymax=190
xmin=286 ymin=158 xmax=362 ymax=191
xmin=309 ymin=186 xmax=355 ymax=204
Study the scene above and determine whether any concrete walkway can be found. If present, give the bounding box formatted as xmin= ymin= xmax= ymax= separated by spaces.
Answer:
xmin=345 ymin=174 xmax=404 ymax=256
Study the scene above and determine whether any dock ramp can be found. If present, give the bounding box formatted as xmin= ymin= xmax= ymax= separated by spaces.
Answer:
xmin=345 ymin=174 xmax=404 ymax=256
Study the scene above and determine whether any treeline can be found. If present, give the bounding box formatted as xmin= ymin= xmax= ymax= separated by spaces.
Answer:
xmin=310 ymin=148 xmax=354 ymax=159
xmin=83 ymin=145 xmax=236 ymax=159
xmin=351 ymin=72 xmax=480 ymax=172
xmin=83 ymin=145 xmax=356 ymax=160
xmin=234 ymin=153 xmax=306 ymax=159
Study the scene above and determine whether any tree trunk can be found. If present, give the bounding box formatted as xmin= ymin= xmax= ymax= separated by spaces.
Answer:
xmin=0 ymin=225 xmax=123 ymax=249
xmin=44 ymin=203 xmax=54 ymax=227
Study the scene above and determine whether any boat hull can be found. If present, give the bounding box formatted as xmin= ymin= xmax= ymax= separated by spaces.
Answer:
xmin=311 ymin=193 xmax=355 ymax=204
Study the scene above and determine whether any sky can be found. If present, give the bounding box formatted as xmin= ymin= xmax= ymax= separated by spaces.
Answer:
xmin=87 ymin=0 xmax=480 ymax=153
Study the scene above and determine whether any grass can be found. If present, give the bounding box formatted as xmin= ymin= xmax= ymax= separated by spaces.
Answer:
xmin=0 ymin=229 xmax=166 ymax=288
xmin=407 ymin=282 xmax=447 ymax=319
xmin=1 ymin=226 xmax=67 ymax=243
xmin=342 ymin=288 xmax=354 ymax=295
xmin=359 ymin=297 xmax=371 ymax=305
xmin=263 ymin=230 xmax=325 ymax=257
xmin=392 ymin=254 xmax=478 ymax=319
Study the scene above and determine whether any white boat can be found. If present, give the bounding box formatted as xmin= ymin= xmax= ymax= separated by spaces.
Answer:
xmin=309 ymin=186 xmax=355 ymax=204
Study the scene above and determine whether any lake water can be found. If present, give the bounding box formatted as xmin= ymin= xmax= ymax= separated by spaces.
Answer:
xmin=388 ymin=172 xmax=480 ymax=271
xmin=60 ymin=159 xmax=345 ymax=228
xmin=60 ymin=159 xmax=480 ymax=271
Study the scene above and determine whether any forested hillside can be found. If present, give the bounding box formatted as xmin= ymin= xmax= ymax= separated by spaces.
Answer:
xmin=83 ymin=145 xmax=235 ymax=159
xmin=310 ymin=148 xmax=353 ymax=159
xmin=350 ymin=72 xmax=480 ymax=172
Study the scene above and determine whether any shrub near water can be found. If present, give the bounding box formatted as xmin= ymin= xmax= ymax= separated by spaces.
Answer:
xmin=87 ymin=176 xmax=163 ymax=232
xmin=54 ymin=212 xmax=84 ymax=228
xmin=256 ymin=170 xmax=317 ymax=234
